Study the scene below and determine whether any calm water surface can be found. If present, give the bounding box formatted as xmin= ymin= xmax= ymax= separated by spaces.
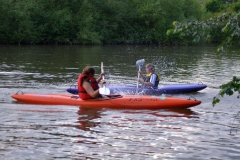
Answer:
xmin=0 ymin=45 xmax=240 ymax=159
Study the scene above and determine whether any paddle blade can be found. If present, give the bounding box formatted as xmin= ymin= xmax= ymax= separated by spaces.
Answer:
xmin=136 ymin=59 xmax=145 ymax=69
xmin=99 ymin=87 xmax=110 ymax=95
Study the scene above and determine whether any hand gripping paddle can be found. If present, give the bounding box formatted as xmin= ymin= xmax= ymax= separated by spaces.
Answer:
xmin=99 ymin=62 xmax=110 ymax=95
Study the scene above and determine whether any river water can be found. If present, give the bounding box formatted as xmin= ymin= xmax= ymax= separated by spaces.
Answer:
xmin=0 ymin=45 xmax=240 ymax=159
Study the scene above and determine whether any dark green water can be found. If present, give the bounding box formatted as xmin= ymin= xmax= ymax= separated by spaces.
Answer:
xmin=0 ymin=45 xmax=239 ymax=159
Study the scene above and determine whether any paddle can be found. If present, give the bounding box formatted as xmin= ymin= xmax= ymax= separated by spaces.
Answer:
xmin=99 ymin=62 xmax=110 ymax=95
xmin=136 ymin=59 xmax=145 ymax=92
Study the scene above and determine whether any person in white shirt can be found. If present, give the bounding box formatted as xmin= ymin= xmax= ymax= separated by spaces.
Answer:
xmin=137 ymin=63 xmax=160 ymax=89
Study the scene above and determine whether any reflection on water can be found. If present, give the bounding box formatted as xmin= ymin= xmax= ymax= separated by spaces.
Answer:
xmin=77 ymin=107 xmax=102 ymax=131
xmin=0 ymin=45 xmax=240 ymax=159
xmin=229 ymin=110 xmax=240 ymax=135
xmin=73 ymin=107 xmax=202 ymax=159
xmin=76 ymin=107 xmax=199 ymax=132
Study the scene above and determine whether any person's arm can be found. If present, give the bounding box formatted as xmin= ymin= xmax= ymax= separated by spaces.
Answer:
xmin=96 ymin=73 xmax=104 ymax=83
xmin=137 ymin=79 xmax=153 ymax=86
xmin=82 ymin=80 xmax=100 ymax=98
xmin=137 ymin=74 xmax=156 ymax=86
xmin=137 ymin=78 xmax=153 ymax=86
xmin=138 ymin=71 xmax=146 ymax=80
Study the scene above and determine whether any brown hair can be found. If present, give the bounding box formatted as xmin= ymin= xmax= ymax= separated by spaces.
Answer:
xmin=146 ymin=63 xmax=155 ymax=72
xmin=82 ymin=66 xmax=95 ymax=76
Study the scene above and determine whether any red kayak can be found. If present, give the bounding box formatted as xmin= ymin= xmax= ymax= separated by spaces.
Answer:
xmin=11 ymin=93 xmax=201 ymax=109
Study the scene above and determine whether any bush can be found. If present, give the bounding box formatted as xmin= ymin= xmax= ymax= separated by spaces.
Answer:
xmin=234 ymin=3 xmax=240 ymax=12
xmin=0 ymin=0 xmax=204 ymax=45
xmin=206 ymin=0 xmax=223 ymax=12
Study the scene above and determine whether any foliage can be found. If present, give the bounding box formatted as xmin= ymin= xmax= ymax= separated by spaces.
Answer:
xmin=219 ymin=12 xmax=240 ymax=52
xmin=206 ymin=0 xmax=223 ymax=13
xmin=0 ymin=0 xmax=203 ymax=45
xmin=213 ymin=76 xmax=240 ymax=106
xmin=167 ymin=12 xmax=240 ymax=51
xmin=233 ymin=2 xmax=240 ymax=12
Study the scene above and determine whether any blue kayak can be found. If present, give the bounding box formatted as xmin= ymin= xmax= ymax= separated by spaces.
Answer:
xmin=66 ymin=83 xmax=207 ymax=95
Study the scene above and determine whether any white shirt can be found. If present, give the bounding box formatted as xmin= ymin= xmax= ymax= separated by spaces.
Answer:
xmin=149 ymin=74 xmax=157 ymax=86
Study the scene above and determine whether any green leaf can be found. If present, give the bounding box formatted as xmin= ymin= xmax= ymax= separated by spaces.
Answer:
xmin=212 ymin=97 xmax=220 ymax=106
xmin=166 ymin=29 xmax=173 ymax=36
xmin=217 ymin=46 xmax=224 ymax=52
xmin=172 ymin=21 xmax=178 ymax=26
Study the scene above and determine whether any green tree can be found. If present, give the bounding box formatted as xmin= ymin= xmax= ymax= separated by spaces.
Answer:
xmin=233 ymin=1 xmax=240 ymax=12
xmin=167 ymin=12 xmax=240 ymax=52
xmin=0 ymin=0 xmax=203 ymax=44
xmin=206 ymin=0 xmax=223 ymax=13
xmin=0 ymin=0 xmax=39 ymax=44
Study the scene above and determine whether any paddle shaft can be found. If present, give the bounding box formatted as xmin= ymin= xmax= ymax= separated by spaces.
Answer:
xmin=136 ymin=59 xmax=145 ymax=93
xmin=99 ymin=62 xmax=110 ymax=95
xmin=101 ymin=62 xmax=104 ymax=81
xmin=137 ymin=66 xmax=141 ymax=89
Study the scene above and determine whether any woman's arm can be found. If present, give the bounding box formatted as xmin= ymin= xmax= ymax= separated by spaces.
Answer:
xmin=82 ymin=81 xmax=100 ymax=98
xmin=96 ymin=73 xmax=104 ymax=83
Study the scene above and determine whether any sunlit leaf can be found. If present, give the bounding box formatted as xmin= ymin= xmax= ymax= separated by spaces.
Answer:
xmin=172 ymin=21 xmax=178 ymax=26
xmin=217 ymin=46 xmax=224 ymax=52
xmin=166 ymin=29 xmax=173 ymax=36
